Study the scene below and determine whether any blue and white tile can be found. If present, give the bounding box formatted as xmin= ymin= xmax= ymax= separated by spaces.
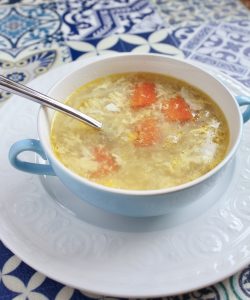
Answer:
xmin=0 ymin=0 xmax=167 ymax=102
xmin=166 ymin=283 xmax=229 ymax=300
xmin=170 ymin=20 xmax=250 ymax=88
xmin=67 ymin=29 xmax=184 ymax=60
xmin=0 ymin=49 xmax=60 ymax=101
xmin=0 ymin=0 xmax=42 ymax=3
xmin=0 ymin=242 xmax=70 ymax=300
xmin=228 ymin=265 xmax=250 ymax=299
xmin=156 ymin=1 xmax=250 ymax=89
xmin=155 ymin=0 xmax=249 ymax=28
xmin=0 ymin=4 xmax=62 ymax=57
xmin=59 ymin=0 xmax=163 ymax=40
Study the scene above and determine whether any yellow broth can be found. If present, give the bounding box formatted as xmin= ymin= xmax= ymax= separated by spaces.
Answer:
xmin=50 ymin=72 xmax=229 ymax=190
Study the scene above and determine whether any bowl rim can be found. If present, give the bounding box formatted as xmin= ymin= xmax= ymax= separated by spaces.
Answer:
xmin=38 ymin=53 xmax=243 ymax=196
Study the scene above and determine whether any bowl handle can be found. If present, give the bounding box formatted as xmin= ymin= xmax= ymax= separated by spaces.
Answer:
xmin=9 ymin=139 xmax=55 ymax=176
xmin=236 ymin=96 xmax=250 ymax=123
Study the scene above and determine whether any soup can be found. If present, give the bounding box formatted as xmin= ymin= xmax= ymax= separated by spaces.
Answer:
xmin=50 ymin=72 xmax=229 ymax=190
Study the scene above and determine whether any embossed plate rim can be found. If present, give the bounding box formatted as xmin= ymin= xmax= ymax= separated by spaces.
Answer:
xmin=0 ymin=55 xmax=250 ymax=298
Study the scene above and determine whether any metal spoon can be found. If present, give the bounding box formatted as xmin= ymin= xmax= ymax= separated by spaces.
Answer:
xmin=0 ymin=75 xmax=102 ymax=129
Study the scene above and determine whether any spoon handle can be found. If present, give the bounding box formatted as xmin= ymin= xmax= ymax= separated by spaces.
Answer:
xmin=0 ymin=75 xmax=102 ymax=129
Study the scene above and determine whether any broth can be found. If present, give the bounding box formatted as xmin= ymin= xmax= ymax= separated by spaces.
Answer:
xmin=50 ymin=72 xmax=229 ymax=190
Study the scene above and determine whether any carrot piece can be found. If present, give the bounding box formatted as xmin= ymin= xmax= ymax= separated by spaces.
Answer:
xmin=134 ymin=118 xmax=161 ymax=147
xmin=91 ymin=146 xmax=119 ymax=177
xmin=162 ymin=96 xmax=193 ymax=122
xmin=131 ymin=82 xmax=156 ymax=109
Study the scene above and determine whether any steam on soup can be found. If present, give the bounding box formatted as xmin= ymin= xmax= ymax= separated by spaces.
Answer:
xmin=50 ymin=72 xmax=229 ymax=190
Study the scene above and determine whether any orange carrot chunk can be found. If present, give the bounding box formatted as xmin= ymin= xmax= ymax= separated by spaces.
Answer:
xmin=162 ymin=96 xmax=193 ymax=122
xmin=131 ymin=82 xmax=156 ymax=109
xmin=134 ymin=118 xmax=161 ymax=147
xmin=91 ymin=146 xmax=119 ymax=177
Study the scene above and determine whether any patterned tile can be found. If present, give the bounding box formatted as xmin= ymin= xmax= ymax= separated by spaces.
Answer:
xmin=171 ymin=20 xmax=250 ymax=88
xmin=0 ymin=0 xmax=163 ymax=59
xmin=156 ymin=1 xmax=250 ymax=89
xmin=66 ymin=29 xmax=183 ymax=60
xmin=156 ymin=0 xmax=249 ymax=28
xmin=0 ymin=4 xmax=62 ymax=57
xmin=0 ymin=28 xmax=183 ymax=101
xmin=59 ymin=0 xmax=164 ymax=40
xmin=229 ymin=266 xmax=250 ymax=299
xmin=0 ymin=50 xmax=58 ymax=101
xmin=0 ymin=0 xmax=166 ymax=102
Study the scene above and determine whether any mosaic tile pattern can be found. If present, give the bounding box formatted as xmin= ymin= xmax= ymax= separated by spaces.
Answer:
xmin=1 ymin=0 xmax=249 ymax=101
xmin=156 ymin=0 xmax=250 ymax=89
xmin=0 ymin=0 xmax=165 ymax=101
xmin=1 ymin=0 xmax=250 ymax=299
xmin=60 ymin=0 xmax=164 ymax=39
xmin=171 ymin=20 xmax=250 ymax=88
xmin=155 ymin=0 xmax=249 ymax=26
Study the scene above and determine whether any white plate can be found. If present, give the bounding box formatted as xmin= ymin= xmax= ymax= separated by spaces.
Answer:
xmin=1 ymin=57 xmax=250 ymax=298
